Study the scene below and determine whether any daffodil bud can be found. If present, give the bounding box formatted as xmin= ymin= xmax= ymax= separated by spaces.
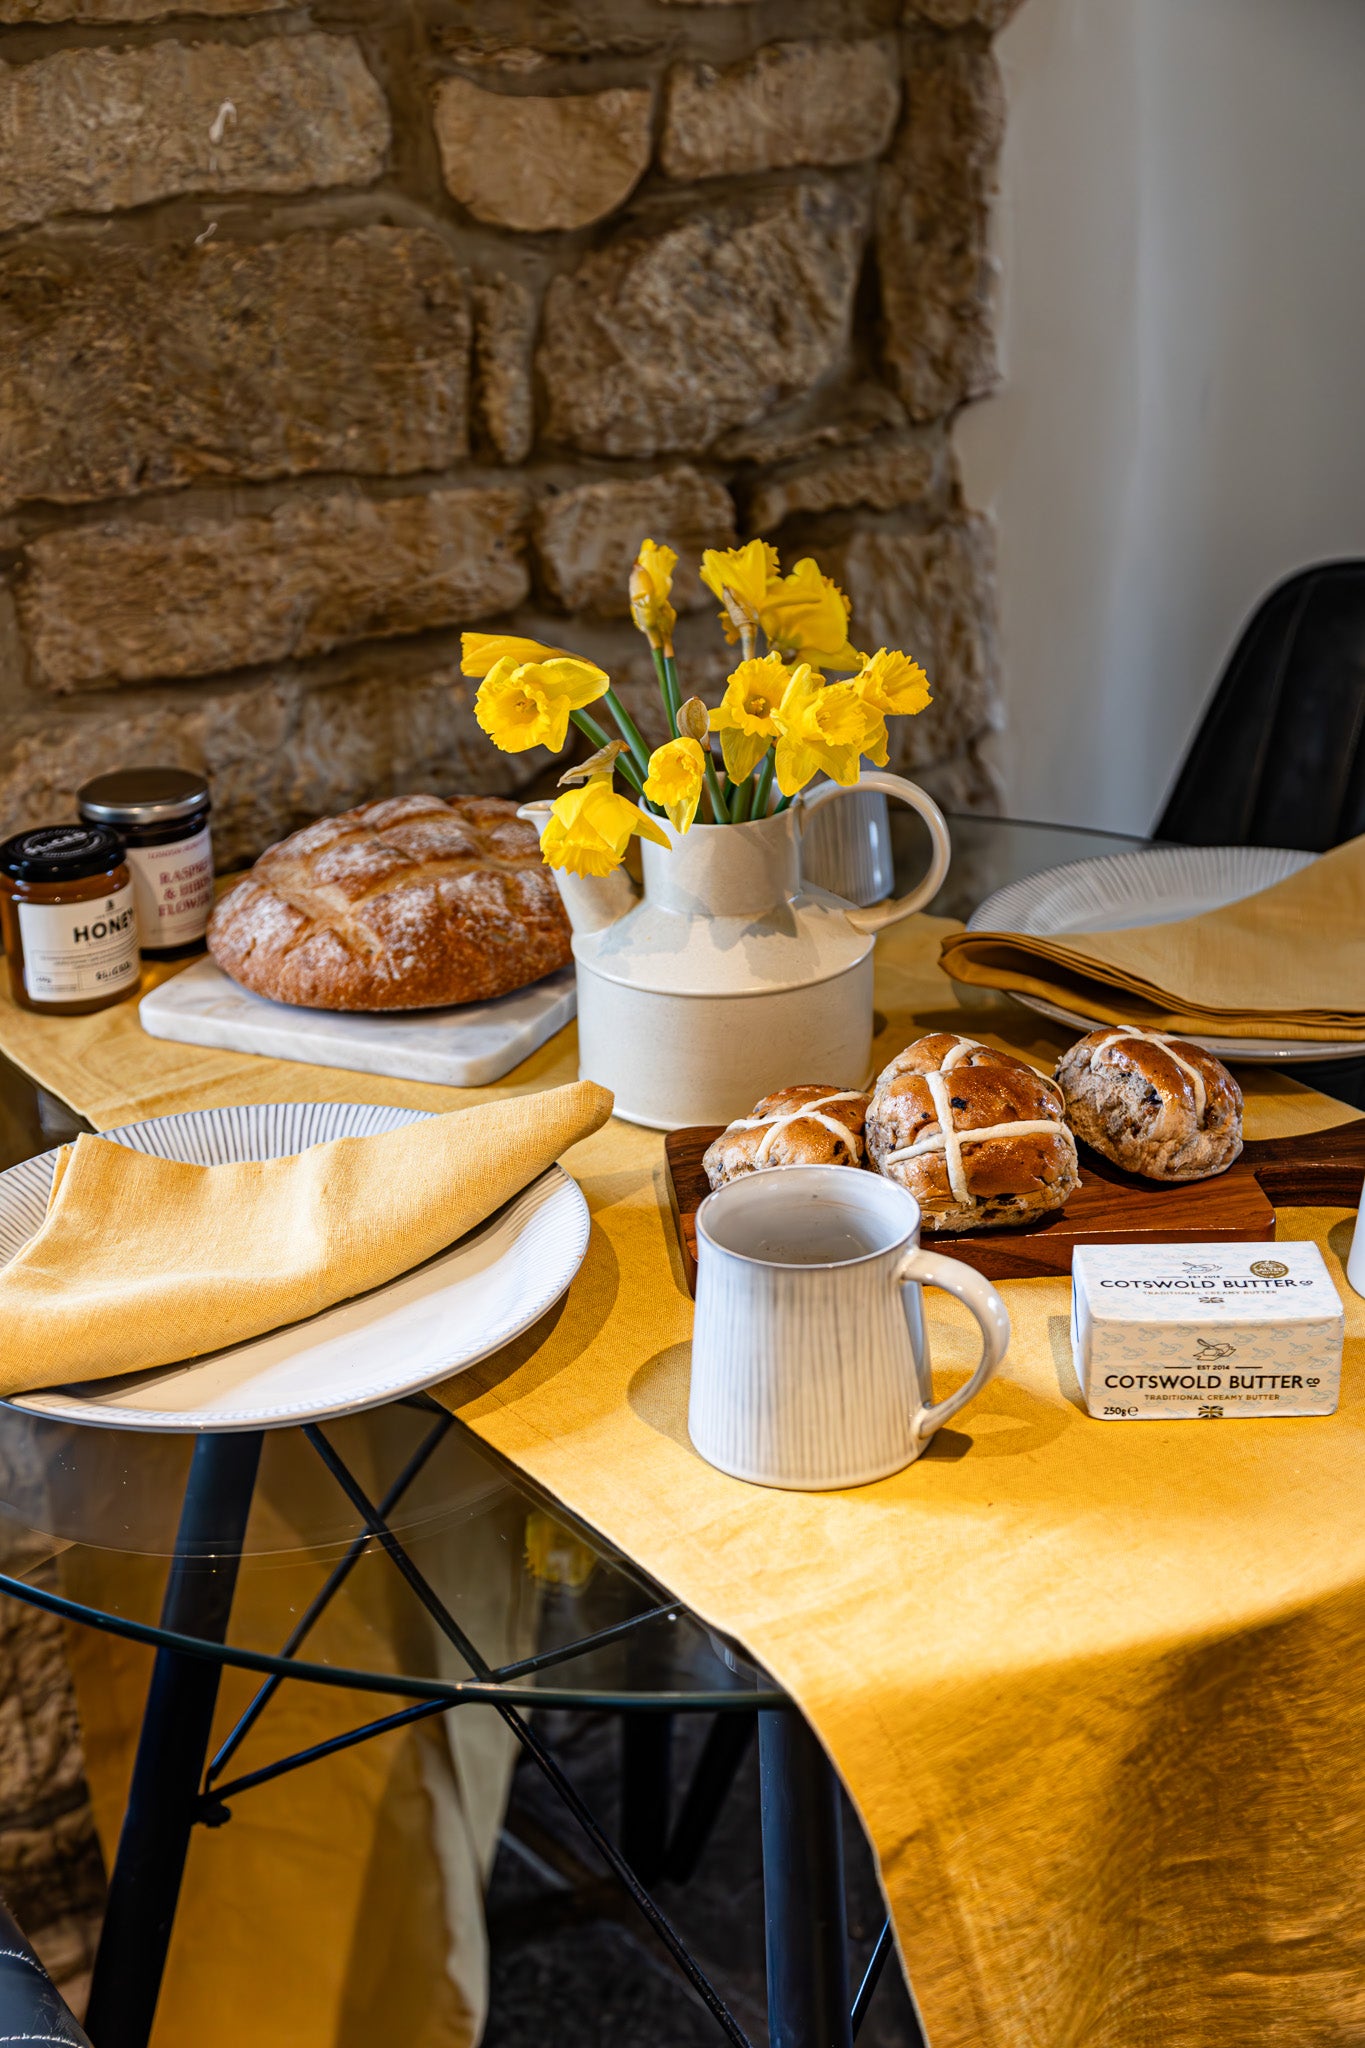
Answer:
xmin=629 ymin=539 xmax=679 ymax=650
xmin=720 ymin=583 xmax=756 ymax=642
xmin=676 ymin=696 xmax=710 ymax=744
xmin=559 ymin=739 xmax=627 ymax=786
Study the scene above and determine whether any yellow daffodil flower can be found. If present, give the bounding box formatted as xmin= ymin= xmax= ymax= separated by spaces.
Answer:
xmin=540 ymin=773 xmax=670 ymax=878
xmin=850 ymin=649 xmax=931 ymax=766
xmin=629 ymin=538 xmax=679 ymax=651
xmin=474 ymin=655 xmax=610 ymax=754
xmin=709 ymin=653 xmax=790 ymax=784
xmin=772 ymin=665 xmax=884 ymax=796
xmin=461 ymin=631 xmax=601 ymax=680
xmin=700 ymin=540 xmax=780 ymax=643
xmin=643 ymin=736 xmax=706 ymax=834
xmin=856 ymin=647 xmax=932 ymax=717
xmin=759 ymin=558 xmax=864 ymax=672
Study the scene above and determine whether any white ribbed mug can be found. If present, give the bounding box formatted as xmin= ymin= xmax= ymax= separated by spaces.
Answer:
xmin=689 ymin=1166 xmax=1011 ymax=1489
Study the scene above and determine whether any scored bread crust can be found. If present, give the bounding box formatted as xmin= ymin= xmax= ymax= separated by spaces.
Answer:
xmin=1055 ymin=1029 xmax=1243 ymax=1181
xmin=866 ymin=1032 xmax=1078 ymax=1233
xmin=703 ymin=1085 xmax=870 ymax=1191
xmin=207 ymin=794 xmax=572 ymax=1011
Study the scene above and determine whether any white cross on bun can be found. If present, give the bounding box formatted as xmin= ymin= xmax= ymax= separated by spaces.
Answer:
xmin=703 ymin=1085 xmax=870 ymax=1192
xmin=1055 ymin=1028 xmax=1243 ymax=1181
xmin=866 ymin=1032 xmax=1079 ymax=1233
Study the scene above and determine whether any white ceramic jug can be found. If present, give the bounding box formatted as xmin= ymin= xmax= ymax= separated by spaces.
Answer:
xmin=521 ymin=772 xmax=950 ymax=1130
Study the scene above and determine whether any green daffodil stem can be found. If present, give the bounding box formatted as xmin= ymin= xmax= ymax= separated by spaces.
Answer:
xmin=656 ymin=649 xmax=682 ymax=739
xmin=603 ymin=687 xmax=653 ymax=778
xmin=703 ymin=745 xmax=731 ymax=825
xmin=752 ymin=753 xmax=775 ymax=819
xmin=569 ymin=710 xmax=652 ymax=803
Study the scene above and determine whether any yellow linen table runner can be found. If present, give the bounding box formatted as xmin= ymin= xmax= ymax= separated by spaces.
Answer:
xmin=940 ymin=829 xmax=1365 ymax=1038
xmin=0 ymin=920 xmax=1362 ymax=2046
xmin=0 ymin=1082 xmax=609 ymax=1391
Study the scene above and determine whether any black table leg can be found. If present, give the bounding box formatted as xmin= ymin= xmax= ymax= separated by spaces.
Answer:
xmin=759 ymin=1708 xmax=852 ymax=2048
xmin=85 ymin=1430 xmax=263 ymax=2048
xmin=620 ymin=1710 xmax=673 ymax=1883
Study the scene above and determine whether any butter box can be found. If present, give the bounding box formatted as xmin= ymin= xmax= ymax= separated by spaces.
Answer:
xmin=1071 ymin=1242 xmax=1344 ymax=1419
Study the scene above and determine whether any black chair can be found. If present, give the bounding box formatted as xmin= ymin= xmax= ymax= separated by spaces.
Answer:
xmin=1156 ymin=559 xmax=1365 ymax=850
xmin=1156 ymin=560 xmax=1365 ymax=1108
xmin=0 ymin=1901 xmax=91 ymax=2046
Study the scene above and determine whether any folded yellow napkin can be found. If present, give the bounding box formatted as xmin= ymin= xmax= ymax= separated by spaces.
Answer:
xmin=939 ymin=833 xmax=1365 ymax=1041
xmin=0 ymin=1080 xmax=612 ymax=1394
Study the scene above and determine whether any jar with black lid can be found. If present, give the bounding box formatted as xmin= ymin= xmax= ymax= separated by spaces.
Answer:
xmin=77 ymin=767 xmax=214 ymax=959
xmin=0 ymin=824 xmax=140 ymax=1015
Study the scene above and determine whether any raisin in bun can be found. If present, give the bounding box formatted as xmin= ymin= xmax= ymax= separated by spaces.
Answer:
xmin=866 ymin=1032 xmax=1078 ymax=1233
xmin=1055 ymin=1029 xmax=1243 ymax=1181
xmin=703 ymin=1086 xmax=870 ymax=1192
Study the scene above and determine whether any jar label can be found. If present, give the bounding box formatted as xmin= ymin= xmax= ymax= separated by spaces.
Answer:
xmin=123 ymin=825 xmax=214 ymax=946
xmin=17 ymin=886 xmax=139 ymax=1002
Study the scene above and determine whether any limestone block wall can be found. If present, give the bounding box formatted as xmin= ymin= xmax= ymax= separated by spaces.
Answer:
xmin=0 ymin=0 xmax=1019 ymax=867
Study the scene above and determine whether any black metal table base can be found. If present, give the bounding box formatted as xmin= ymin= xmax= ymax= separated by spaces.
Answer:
xmin=84 ymin=1431 xmax=264 ymax=2048
xmin=760 ymin=1710 xmax=853 ymax=2048
xmin=28 ymin=1418 xmax=908 ymax=2048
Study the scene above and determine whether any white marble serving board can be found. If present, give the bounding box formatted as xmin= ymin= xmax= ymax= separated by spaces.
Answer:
xmin=139 ymin=957 xmax=577 ymax=1086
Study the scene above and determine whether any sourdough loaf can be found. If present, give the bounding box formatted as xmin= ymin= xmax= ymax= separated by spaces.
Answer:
xmin=208 ymin=795 xmax=571 ymax=1011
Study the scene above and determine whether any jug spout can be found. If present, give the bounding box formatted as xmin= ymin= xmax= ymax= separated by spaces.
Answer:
xmin=517 ymin=800 xmax=639 ymax=935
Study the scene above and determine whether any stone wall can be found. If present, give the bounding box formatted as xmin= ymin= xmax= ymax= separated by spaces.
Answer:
xmin=0 ymin=0 xmax=1019 ymax=865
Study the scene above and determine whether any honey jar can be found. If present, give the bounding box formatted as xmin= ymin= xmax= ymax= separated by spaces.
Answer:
xmin=0 ymin=824 xmax=140 ymax=1015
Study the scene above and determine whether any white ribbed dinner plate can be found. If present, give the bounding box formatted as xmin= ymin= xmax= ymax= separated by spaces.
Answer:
xmin=968 ymin=843 xmax=1360 ymax=1063
xmin=0 ymin=1102 xmax=590 ymax=1433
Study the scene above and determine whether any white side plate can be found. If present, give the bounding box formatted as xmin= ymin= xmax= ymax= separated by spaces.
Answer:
xmin=139 ymin=958 xmax=576 ymax=1088
xmin=0 ymin=1101 xmax=589 ymax=1432
xmin=968 ymin=844 xmax=1360 ymax=1063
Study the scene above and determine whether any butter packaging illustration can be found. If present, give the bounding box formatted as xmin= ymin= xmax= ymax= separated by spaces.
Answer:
xmin=1071 ymin=1242 xmax=1344 ymax=1419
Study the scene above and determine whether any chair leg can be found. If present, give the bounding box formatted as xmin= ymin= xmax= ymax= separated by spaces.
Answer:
xmin=664 ymin=1709 xmax=756 ymax=1884
xmin=85 ymin=1431 xmax=263 ymax=2048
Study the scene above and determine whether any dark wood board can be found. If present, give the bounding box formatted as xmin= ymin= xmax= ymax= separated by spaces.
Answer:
xmin=665 ymin=1118 xmax=1365 ymax=1291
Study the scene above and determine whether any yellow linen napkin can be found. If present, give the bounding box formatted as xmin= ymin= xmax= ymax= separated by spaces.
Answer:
xmin=939 ymin=832 xmax=1365 ymax=1039
xmin=0 ymin=1078 xmax=611 ymax=1393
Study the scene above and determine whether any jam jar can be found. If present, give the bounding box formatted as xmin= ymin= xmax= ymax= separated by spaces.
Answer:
xmin=77 ymin=767 xmax=214 ymax=959
xmin=0 ymin=824 xmax=140 ymax=1015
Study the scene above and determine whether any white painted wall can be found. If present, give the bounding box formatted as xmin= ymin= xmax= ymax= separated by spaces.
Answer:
xmin=957 ymin=0 xmax=1365 ymax=834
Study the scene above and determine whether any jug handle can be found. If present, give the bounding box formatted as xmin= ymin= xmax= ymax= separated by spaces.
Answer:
xmin=893 ymin=1247 xmax=1011 ymax=1445
xmin=798 ymin=773 xmax=951 ymax=932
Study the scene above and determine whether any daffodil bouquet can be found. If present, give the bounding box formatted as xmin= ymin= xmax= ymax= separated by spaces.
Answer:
xmin=464 ymin=539 xmax=932 ymax=878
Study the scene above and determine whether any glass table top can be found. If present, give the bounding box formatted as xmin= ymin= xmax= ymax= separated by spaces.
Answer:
xmin=0 ymin=810 xmax=1182 ymax=1708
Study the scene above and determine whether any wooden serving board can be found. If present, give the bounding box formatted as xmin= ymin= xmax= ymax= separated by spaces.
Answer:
xmin=664 ymin=1119 xmax=1365 ymax=1289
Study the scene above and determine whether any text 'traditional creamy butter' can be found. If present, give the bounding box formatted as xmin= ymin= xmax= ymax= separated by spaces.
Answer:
xmin=1072 ymin=1242 xmax=1344 ymax=1419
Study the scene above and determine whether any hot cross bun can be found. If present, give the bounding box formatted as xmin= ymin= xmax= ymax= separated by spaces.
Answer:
xmin=1055 ymin=1029 xmax=1243 ymax=1181
xmin=703 ymin=1085 xmax=870 ymax=1192
xmin=866 ymin=1032 xmax=1078 ymax=1233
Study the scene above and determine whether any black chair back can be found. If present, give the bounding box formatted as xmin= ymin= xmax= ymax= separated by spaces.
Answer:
xmin=0 ymin=1902 xmax=90 ymax=2046
xmin=1156 ymin=561 xmax=1365 ymax=850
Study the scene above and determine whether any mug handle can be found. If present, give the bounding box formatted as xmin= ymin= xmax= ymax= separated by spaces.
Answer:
xmin=798 ymin=771 xmax=952 ymax=932
xmin=893 ymin=1248 xmax=1011 ymax=1446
